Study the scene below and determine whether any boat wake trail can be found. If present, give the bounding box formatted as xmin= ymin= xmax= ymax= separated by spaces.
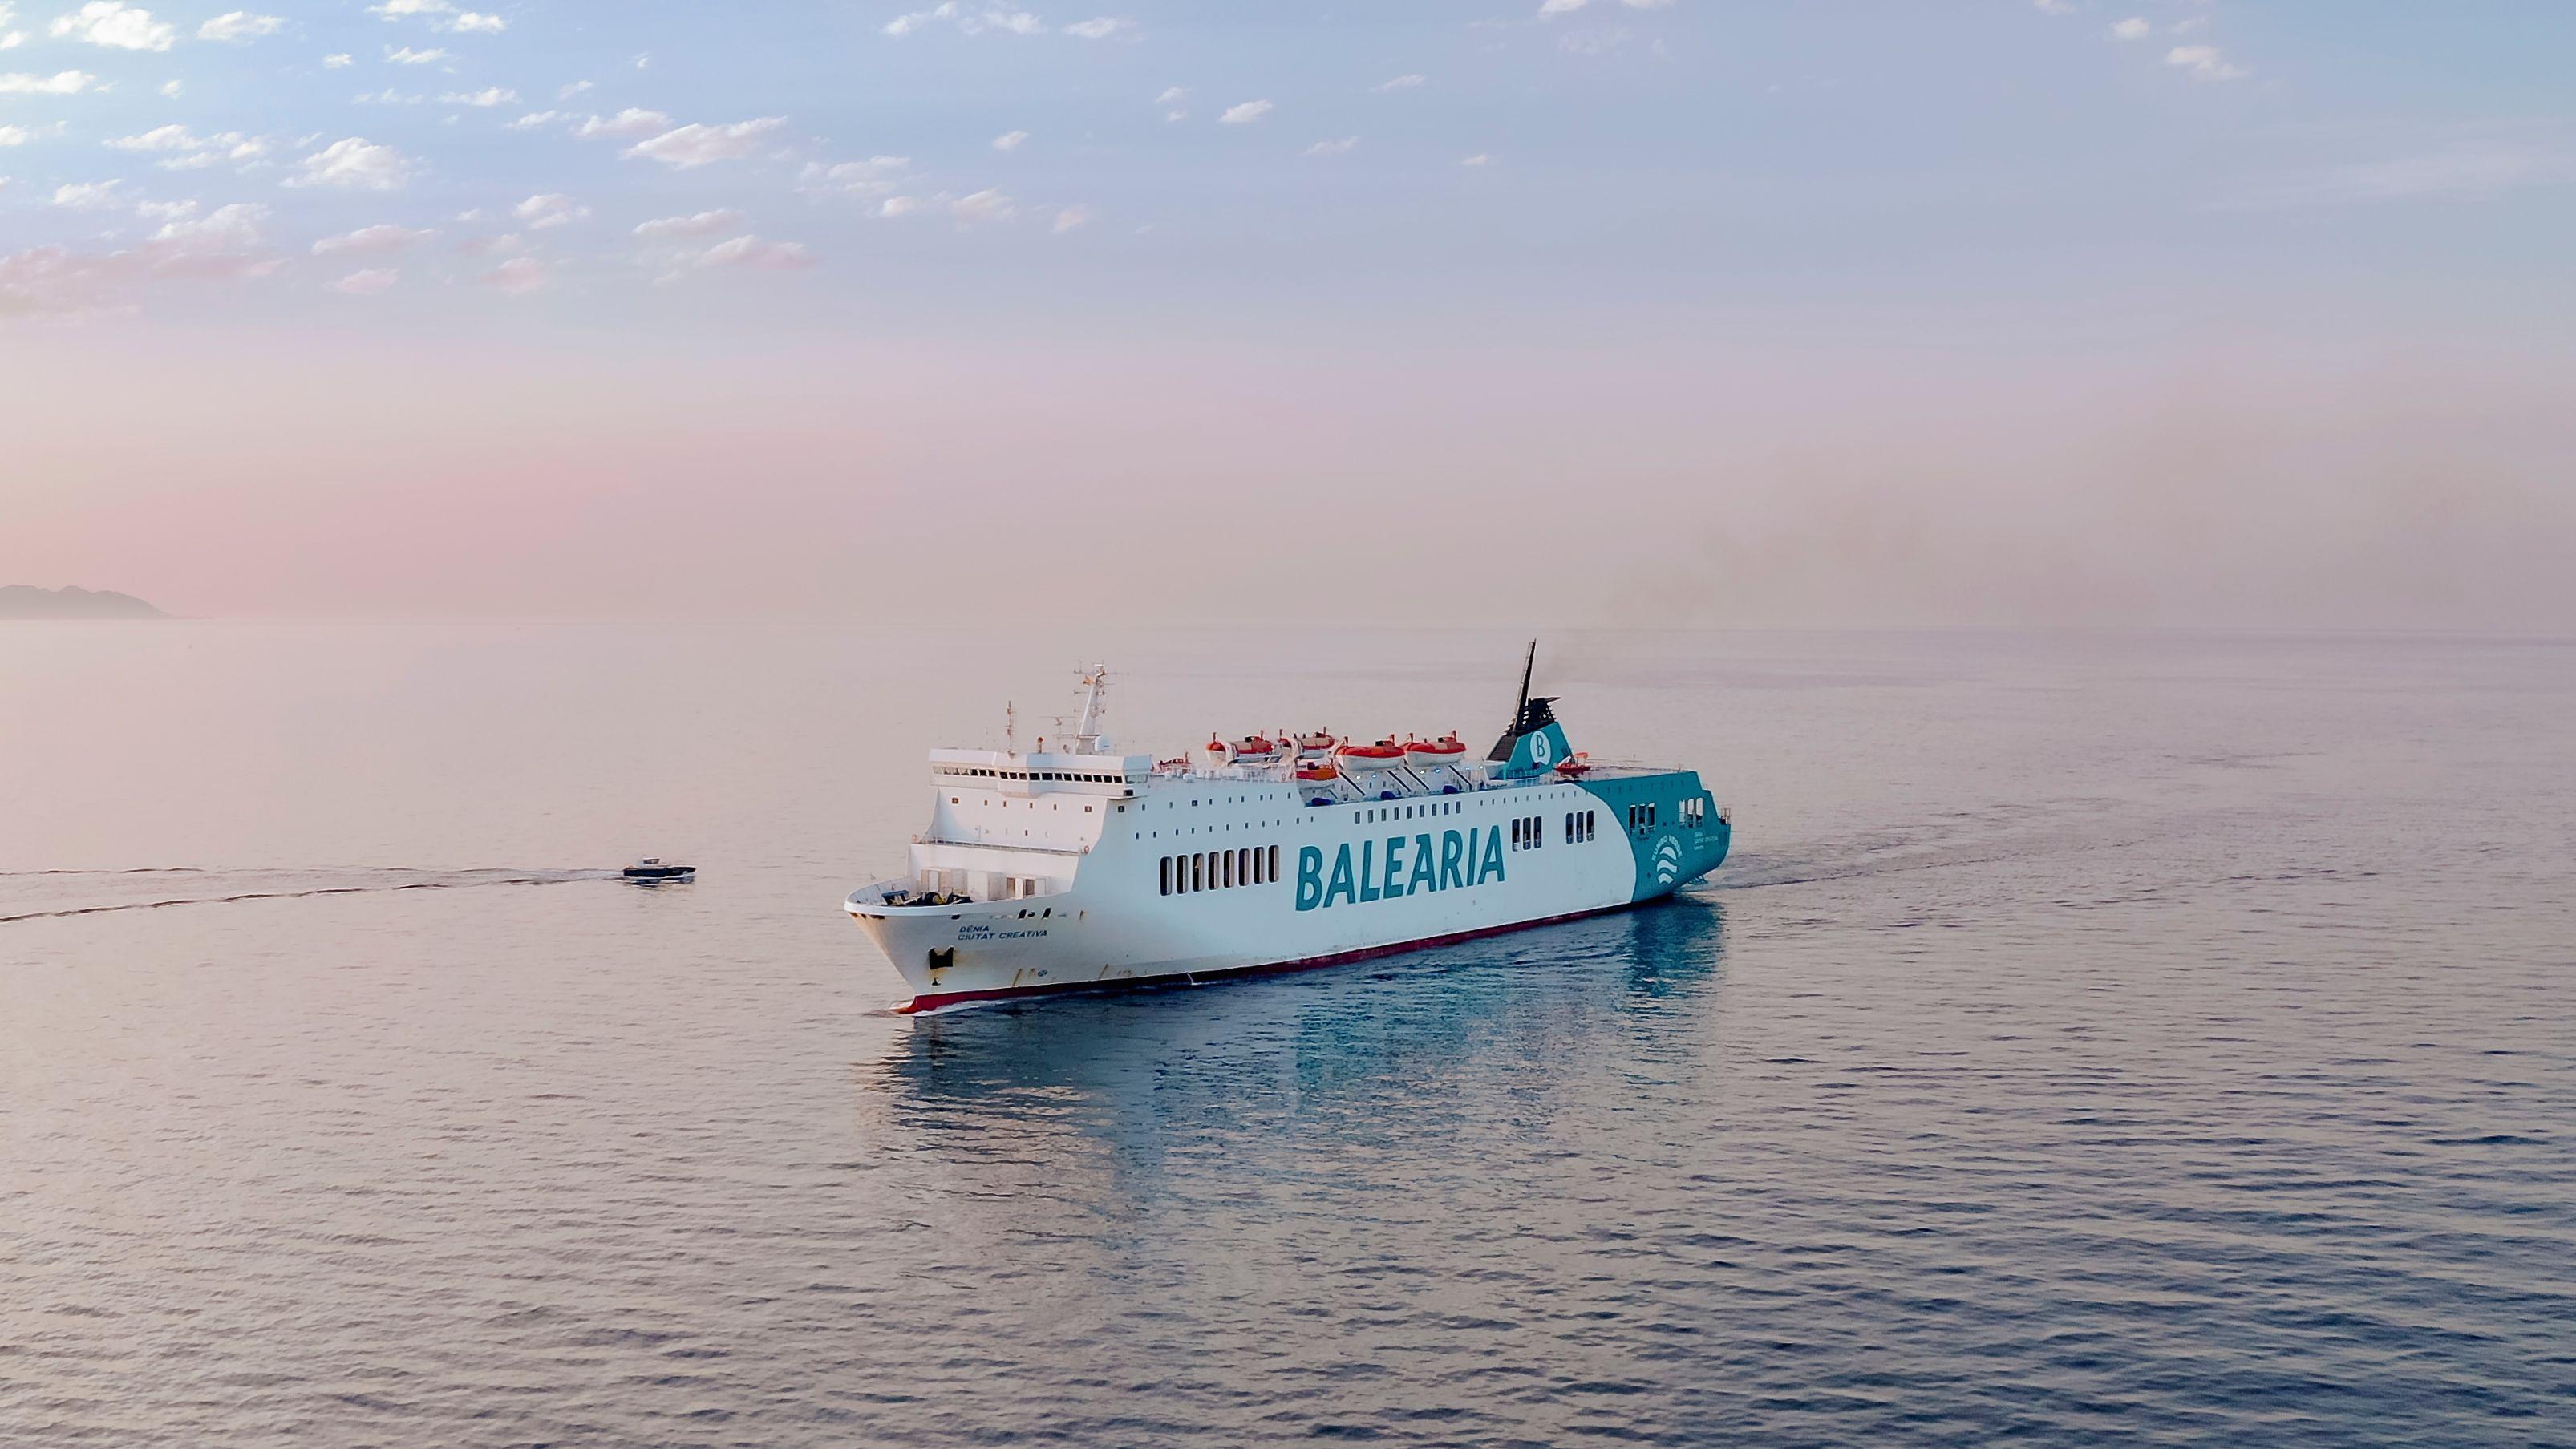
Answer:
xmin=0 ymin=868 xmax=619 ymax=925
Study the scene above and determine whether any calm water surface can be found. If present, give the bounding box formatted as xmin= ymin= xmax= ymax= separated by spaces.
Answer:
xmin=3 ymin=626 xmax=2571 ymax=1447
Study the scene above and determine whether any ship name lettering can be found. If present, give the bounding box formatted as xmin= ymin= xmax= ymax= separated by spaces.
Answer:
xmin=1295 ymin=827 xmax=1505 ymax=912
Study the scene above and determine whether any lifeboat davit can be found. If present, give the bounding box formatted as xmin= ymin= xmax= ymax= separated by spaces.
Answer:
xmin=1404 ymin=734 xmax=1468 ymax=770
xmin=1336 ymin=739 xmax=1406 ymax=772
xmin=1295 ymin=731 xmax=1337 ymax=759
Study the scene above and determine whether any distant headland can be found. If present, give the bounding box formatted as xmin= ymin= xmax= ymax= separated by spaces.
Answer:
xmin=0 ymin=585 xmax=169 ymax=619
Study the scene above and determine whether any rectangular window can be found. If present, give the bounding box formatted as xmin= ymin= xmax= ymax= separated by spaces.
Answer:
xmin=1268 ymin=844 xmax=1280 ymax=881
xmin=1191 ymin=853 xmax=1203 ymax=892
xmin=1160 ymin=856 xmax=1171 ymax=895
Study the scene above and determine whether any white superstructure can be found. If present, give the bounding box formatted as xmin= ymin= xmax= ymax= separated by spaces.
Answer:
xmin=846 ymin=658 xmax=1732 ymax=1013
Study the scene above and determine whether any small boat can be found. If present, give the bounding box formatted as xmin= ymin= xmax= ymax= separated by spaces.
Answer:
xmin=1404 ymin=733 xmax=1468 ymax=769
xmin=1553 ymin=752 xmax=1593 ymax=777
xmin=622 ymin=857 xmax=696 ymax=882
xmin=1335 ymin=739 xmax=1406 ymax=772
xmin=1295 ymin=731 xmax=1338 ymax=759
xmin=1229 ymin=735 xmax=1280 ymax=764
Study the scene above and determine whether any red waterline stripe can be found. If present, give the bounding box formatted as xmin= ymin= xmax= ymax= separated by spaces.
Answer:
xmin=894 ymin=897 xmax=1651 ymax=1014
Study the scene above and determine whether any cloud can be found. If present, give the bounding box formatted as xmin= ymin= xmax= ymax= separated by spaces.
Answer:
xmin=150 ymin=200 xmax=265 ymax=248
xmin=1051 ymin=203 xmax=1090 ymax=232
xmin=2218 ymin=148 xmax=2576 ymax=210
xmin=0 ymin=121 xmax=57 ymax=144
xmin=506 ymin=110 xmax=561 ymax=128
xmin=445 ymin=10 xmax=502 ymax=33
xmin=571 ymin=107 xmax=670 ymax=139
xmin=386 ymin=44 xmax=448 ymax=63
xmin=477 ymin=256 xmax=545 ymax=292
xmin=633 ymin=208 xmax=743 ymax=239
xmin=877 ymin=195 xmax=918 ymax=217
xmin=2108 ymin=17 xmax=2149 ymax=41
xmin=367 ymin=0 xmax=450 ymax=15
xmin=51 ymin=2 xmax=172 ymax=50
xmin=322 ymin=52 xmax=350 ymax=67
xmin=1219 ymin=99 xmax=1270 ymax=124
xmin=1061 ymin=16 xmax=1128 ymax=38
xmin=286 ymin=136 xmax=410 ymax=189
xmin=0 ymin=71 xmax=96 ymax=94
xmin=2 ymin=201 xmax=277 ymax=317
xmin=2166 ymin=44 xmax=2247 ymax=80
xmin=51 ymin=178 xmax=122 ymax=208
xmin=1373 ymin=74 xmax=1424 ymax=92
xmin=329 ymin=266 xmax=397 ymax=294
xmin=803 ymin=155 xmax=910 ymax=196
xmin=158 ymin=78 xmax=180 ymax=95
xmin=117 ymin=126 xmax=267 ymax=168
xmin=950 ymin=187 xmax=1011 ymax=222
xmin=1459 ymin=152 xmax=1491 ymax=166
xmin=513 ymin=192 xmax=589 ymax=229
xmin=884 ymin=2 xmax=1046 ymax=37
xmin=1302 ymin=136 xmax=1357 ymax=156
xmin=991 ymin=128 xmax=1027 ymax=151
xmin=558 ymin=79 xmax=592 ymax=99
xmin=694 ymin=234 xmax=813 ymax=270
xmin=197 ymin=10 xmax=281 ymax=42
xmin=103 ymin=122 xmax=196 ymax=150
xmin=2030 ymin=0 xmax=2076 ymax=12
xmin=441 ymin=86 xmax=515 ymax=106
xmin=622 ymin=116 xmax=784 ymax=168
xmin=1535 ymin=0 xmax=1583 ymax=15
xmin=311 ymin=221 xmax=430 ymax=255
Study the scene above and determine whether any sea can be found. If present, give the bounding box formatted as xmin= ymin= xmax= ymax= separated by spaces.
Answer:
xmin=2 ymin=625 xmax=2570 ymax=1447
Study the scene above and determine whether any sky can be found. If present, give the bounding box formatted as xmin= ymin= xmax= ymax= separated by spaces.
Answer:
xmin=2 ymin=1 xmax=2572 ymax=627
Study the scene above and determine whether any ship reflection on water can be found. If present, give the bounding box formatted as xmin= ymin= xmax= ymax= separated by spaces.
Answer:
xmin=852 ymin=892 xmax=1729 ymax=1155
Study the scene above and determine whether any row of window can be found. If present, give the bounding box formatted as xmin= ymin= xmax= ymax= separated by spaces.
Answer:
xmin=1627 ymin=803 xmax=1658 ymax=832
xmin=1509 ymin=815 xmax=1545 ymax=850
xmin=1354 ymin=800 xmax=1463 ymax=824
xmin=936 ymin=765 xmax=1129 ymax=785
xmin=1160 ymin=845 xmax=1283 ymax=896
xmin=1681 ymin=798 xmax=1706 ymax=827
xmin=1566 ymin=810 xmax=1597 ymax=843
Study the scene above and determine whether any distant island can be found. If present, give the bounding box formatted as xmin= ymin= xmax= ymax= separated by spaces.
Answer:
xmin=0 ymin=585 xmax=169 ymax=619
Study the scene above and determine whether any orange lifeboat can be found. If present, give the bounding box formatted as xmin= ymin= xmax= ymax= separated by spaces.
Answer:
xmin=1294 ymin=762 xmax=1339 ymax=783
xmin=1404 ymin=733 xmax=1468 ymax=770
xmin=1295 ymin=731 xmax=1338 ymax=760
xmin=1553 ymin=751 xmax=1593 ymax=777
xmin=1232 ymin=735 xmax=1280 ymax=764
xmin=1336 ymin=739 xmax=1406 ymax=773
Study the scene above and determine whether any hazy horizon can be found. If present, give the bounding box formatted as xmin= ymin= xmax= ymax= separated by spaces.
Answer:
xmin=6 ymin=1 xmax=2572 ymax=629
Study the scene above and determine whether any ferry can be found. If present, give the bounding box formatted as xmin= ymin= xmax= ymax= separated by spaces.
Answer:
xmin=845 ymin=646 xmax=1732 ymax=1013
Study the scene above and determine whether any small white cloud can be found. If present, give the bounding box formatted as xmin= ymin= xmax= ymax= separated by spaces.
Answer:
xmin=804 ymin=155 xmax=910 ymax=196
xmin=286 ymin=136 xmax=410 ymax=189
xmin=885 ymin=2 xmax=1045 ymax=37
xmin=312 ymin=221 xmax=430 ymax=255
xmin=877 ymin=194 xmax=918 ymax=217
xmin=1536 ymin=0 xmax=1584 ymax=15
xmin=440 ymin=86 xmax=514 ymax=107
xmin=477 ymin=255 xmax=545 ymax=292
xmin=1620 ymin=0 xmax=1671 ymax=7
xmin=132 ymin=196 xmax=194 ymax=221
xmin=1459 ymin=152 xmax=1491 ymax=166
xmin=51 ymin=177 xmax=122 ymax=208
xmin=2166 ymin=43 xmax=2247 ymax=80
xmin=368 ymin=0 xmax=450 ymax=16
xmin=2031 ymin=0 xmax=2076 ymax=12
xmin=2108 ymin=17 xmax=2149 ymax=41
xmin=633 ymin=208 xmax=743 ymax=239
xmin=386 ymin=44 xmax=447 ymax=63
xmin=559 ymin=79 xmax=593 ymax=99
xmin=695 ymin=233 xmax=813 ymax=270
xmin=950 ymin=187 xmax=1011 ymax=222
xmin=1155 ymin=85 xmax=1185 ymax=103
xmin=158 ymin=78 xmax=180 ymax=95
xmin=571 ymin=107 xmax=669 ymax=139
xmin=1302 ymin=136 xmax=1357 ymax=157
xmin=150 ymin=200 xmax=264 ymax=246
xmin=622 ymin=116 xmax=785 ymax=168
xmin=1219 ymin=99 xmax=1270 ymax=125
xmin=444 ymin=10 xmax=502 ymax=33
xmin=1051 ymin=203 xmax=1090 ymax=232
xmin=330 ymin=266 xmax=398 ymax=294
xmin=322 ymin=51 xmax=352 ymax=67
xmin=1061 ymin=16 xmax=1127 ymax=38
xmin=104 ymin=122 xmax=196 ymax=151
xmin=1373 ymin=74 xmax=1424 ymax=93
xmin=512 ymin=192 xmax=589 ymax=229
xmin=506 ymin=110 xmax=561 ymax=129
xmin=51 ymin=1 xmax=172 ymax=50
xmin=1 ymin=68 xmax=97 ymax=93
xmin=991 ymin=128 xmax=1028 ymax=151
xmin=197 ymin=10 xmax=282 ymax=41
xmin=0 ymin=122 xmax=52 ymax=144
